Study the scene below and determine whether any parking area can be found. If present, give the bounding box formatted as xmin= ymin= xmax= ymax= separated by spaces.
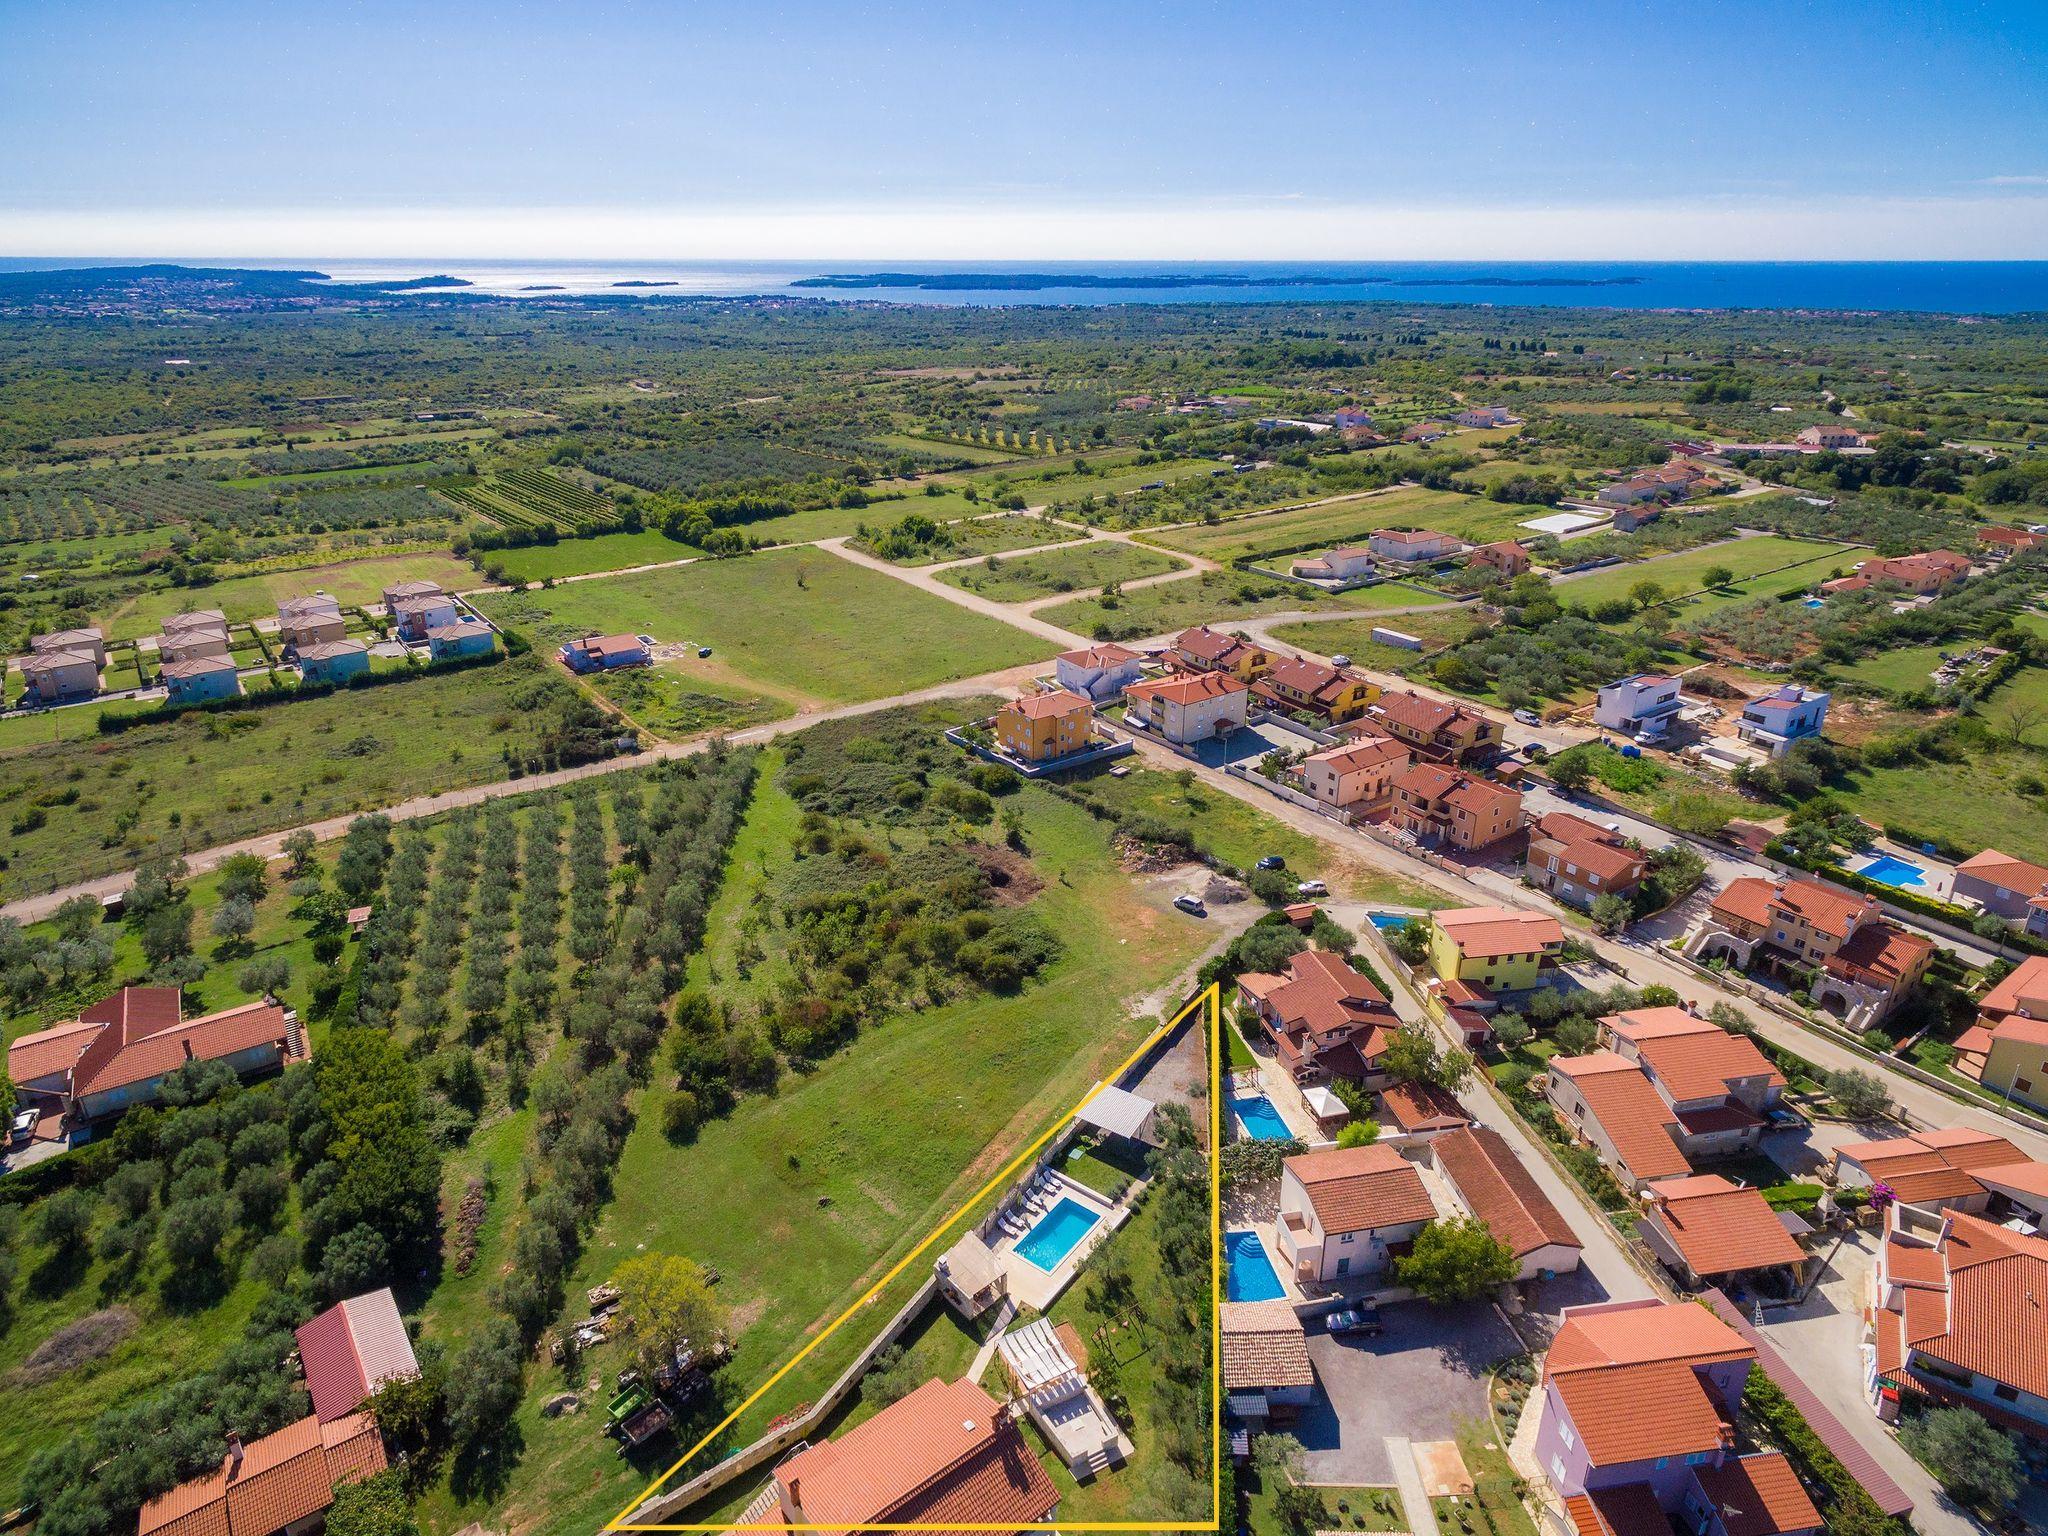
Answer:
xmin=1292 ymin=1299 xmax=1521 ymax=1485
xmin=1189 ymin=716 xmax=1322 ymax=768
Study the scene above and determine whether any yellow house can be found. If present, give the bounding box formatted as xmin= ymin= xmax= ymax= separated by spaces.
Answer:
xmin=1427 ymin=906 xmax=1564 ymax=992
xmin=995 ymin=688 xmax=1095 ymax=764
xmin=1956 ymin=954 xmax=2048 ymax=1114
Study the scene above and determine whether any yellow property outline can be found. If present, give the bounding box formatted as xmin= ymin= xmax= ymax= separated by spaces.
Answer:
xmin=609 ymin=982 xmax=1226 ymax=1531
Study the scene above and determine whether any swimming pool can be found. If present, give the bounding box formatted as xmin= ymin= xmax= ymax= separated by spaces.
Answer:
xmin=1803 ymin=597 xmax=1827 ymax=610
xmin=1852 ymin=853 xmax=1931 ymax=890
xmin=1225 ymin=1228 xmax=1286 ymax=1302
xmin=1013 ymin=1196 xmax=1103 ymax=1272
xmin=1368 ymin=912 xmax=1415 ymax=932
xmin=1229 ymin=1093 xmax=1294 ymax=1141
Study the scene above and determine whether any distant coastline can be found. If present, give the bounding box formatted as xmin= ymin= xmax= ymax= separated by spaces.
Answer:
xmin=792 ymin=270 xmax=1646 ymax=291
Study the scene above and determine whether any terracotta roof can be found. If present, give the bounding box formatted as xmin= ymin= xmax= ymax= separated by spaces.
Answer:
xmin=1974 ymin=1159 xmax=2048 ymax=1201
xmin=161 ymin=655 xmax=238 ymax=681
xmin=1373 ymin=690 xmax=1463 ymax=734
xmin=1123 ymin=671 xmax=1247 ymax=706
xmin=1575 ymin=1483 xmax=1675 ymax=1536
xmin=1442 ymin=776 xmax=1522 ymax=820
xmin=1709 ymin=877 xmax=1777 ymax=929
xmin=567 ymin=633 xmax=646 ymax=658
xmin=1056 ymin=642 xmax=1140 ymax=668
xmin=1307 ymin=735 xmax=1410 ymax=774
xmin=71 ymin=997 xmax=291 ymax=1102
xmin=1285 ymin=1143 xmax=1437 ymax=1234
xmin=1265 ymin=655 xmax=1344 ymax=696
xmin=20 ymin=648 xmax=97 ymax=675
xmin=137 ymin=1413 xmax=385 ymax=1536
xmin=1691 ymin=1454 xmax=1820 ymax=1536
xmin=1896 ymin=1213 xmax=2048 ymax=1403
xmin=1259 ymin=949 xmax=1393 ymax=1039
xmin=1393 ymin=762 xmax=1461 ymax=801
xmin=295 ymin=639 xmax=368 ymax=663
xmin=425 ymin=621 xmax=488 ymax=643
xmin=1378 ymin=1080 xmax=1474 ymax=1134
xmin=1829 ymin=921 xmax=1933 ymax=986
xmin=1771 ymin=878 xmax=1874 ymax=939
xmin=773 ymin=1377 xmax=1057 ymax=1535
xmin=1173 ymin=625 xmax=1248 ymax=664
xmin=296 ymin=1288 xmax=419 ymax=1423
xmin=1432 ymin=1126 xmax=1581 ymax=1259
xmin=1432 ymin=906 xmax=1562 ymax=959
xmin=1606 ymin=1009 xmax=1784 ymax=1102
xmin=277 ymin=594 xmax=341 ymax=617
xmin=1955 ymin=847 xmax=2048 ymax=898
xmin=1548 ymin=1054 xmax=1691 ymax=1181
xmin=1002 ymin=688 xmax=1092 ymax=721
xmin=383 ymin=580 xmax=442 ymax=599
xmin=1836 ymin=1130 xmax=2030 ymax=1206
xmin=1550 ymin=1360 xmax=1733 ymax=1466
xmin=1534 ymin=826 xmax=1642 ymax=887
xmin=161 ymin=610 xmax=228 ymax=631
xmin=390 ymin=594 xmax=451 ymax=616
xmin=1220 ymin=1299 xmax=1314 ymax=1389
xmin=1644 ymin=1176 xmax=1806 ymax=1277
xmin=1979 ymin=953 xmax=2048 ymax=1020
xmin=6 ymin=1018 xmax=102 ymax=1084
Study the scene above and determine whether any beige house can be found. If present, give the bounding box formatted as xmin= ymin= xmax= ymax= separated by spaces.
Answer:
xmin=157 ymin=610 xmax=233 ymax=663
xmin=1121 ymin=670 xmax=1249 ymax=743
xmin=1299 ymin=732 xmax=1411 ymax=810
xmin=1275 ymin=1143 xmax=1437 ymax=1284
xmin=381 ymin=578 xmax=444 ymax=613
xmin=19 ymin=648 xmax=100 ymax=704
xmin=277 ymin=593 xmax=347 ymax=650
xmin=31 ymin=626 xmax=106 ymax=667
xmin=1954 ymin=954 xmax=2048 ymax=1113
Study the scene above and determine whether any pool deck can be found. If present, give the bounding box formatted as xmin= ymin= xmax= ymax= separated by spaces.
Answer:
xmin=987 ymin=1172 xmax=1125 ymax=1311
xmin=1853 ymin=838 xmax=1958 ymax=903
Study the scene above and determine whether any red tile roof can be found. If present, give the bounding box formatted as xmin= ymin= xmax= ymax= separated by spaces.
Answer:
xmin=1307 ymin=735 xmax=1410 ymax=774
xmin=1955 ymin=847 xmax=2048 ymax=898
xmin=1543 ymin=1302 xmax=1751 ymax=1466
xmin=1285 ymin=1143 xmax=1437 ymax=1234
xmin=1055 ymin=642 xmax=1141 ymax=668
xmin=1828 ymin=921 xmax=1933 ymax=986
xmin=1690 ymin=1454 xmax=1820 ymax=1536
xmin=1378 ymin=1080 xmax=1474 ymax=1134
xmin=773 ymin=1377 xmax=1057 ymax=1535
xmin=1432 ymin=1125 xmax=1581 ymax=1259
xmin=1220 ymin=1300 xmax=1314 ymax=1389
xmin=1548 ymin=1053 xmax=1691 ymax=1182
xmin=1256 ymin=948 xmax=1393 ymax=1039
xmin=1771 ymin=878 xmax=1876 ymax=939
xmin=296 ymin=1289 xmax=419 ymax=1423
xmin=137 ymin=1413 xmax=385 ymax=1536
xmin=1710 ymin=877 xmax=1777 ymax=929
xmin=1123 ymin=671 xmax=1247 ymax=706
xmin=1002 ymin=687 xmax=1092 ymax=721
xmin=1893 ymin=1212 xmax=2048 ymax=1403
xmin=1835 ymin=1130 xmax=2031 ymax=1206
xmin=1979 ymin=952 xmax=2048 ymax=1021
xmin=1605 ymin=1009 xmax=1784 ymax=1103
xmin=1643 ymin=1175 xmax=1806 ymax=1277
xmin=5 ymin=1018 xmax=102 ymax=1085
xmin=75 ymin=999 xmax=291 ymax=1101
xmin=1432 ymin=906 xmax=1563 ymax=959
xmin=1571 ymin=1484 xmax=1673 ymax=1536
xmin=1173 ymin=625 xmax=1250 ymax=664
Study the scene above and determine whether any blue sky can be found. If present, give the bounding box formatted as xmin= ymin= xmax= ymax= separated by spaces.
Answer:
xmin=4 ymin=0 xmax=2047 ymax=257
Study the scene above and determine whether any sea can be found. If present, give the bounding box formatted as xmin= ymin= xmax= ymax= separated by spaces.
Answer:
xmin=5 ymin=257 xmax=2048 ymax=313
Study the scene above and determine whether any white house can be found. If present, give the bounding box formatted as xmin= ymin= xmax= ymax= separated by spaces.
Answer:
xmin=1052 ymin=642 xmax=1146 ymax=701
xmin=1121 ymin=671 xmax=1249 ymax=743
xmin=1275 ymin=1143 xmax=1437 ymax=1285
xmin=1735 ymin=685 xmax=1830 ymax=756
xmin=1594 ymin=674 xmax=1683 ymax=741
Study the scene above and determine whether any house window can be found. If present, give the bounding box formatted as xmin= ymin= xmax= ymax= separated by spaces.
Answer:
xmin=1685 ymin=1453 xmax=1710 ymax=1467
xmin=1654 ymin=1457 xmax=1670 ymax=1470
xmin=2018 ymin=1077 xmax=2035 ymax=1096
xmin=1994 ymin=1383 xmax=2020 ymax=1403
xmin=1558 ymin=1421 xmax=1575 ymax=1452
xmin=1340 ymin=1232 xmax=1355 ymax=1244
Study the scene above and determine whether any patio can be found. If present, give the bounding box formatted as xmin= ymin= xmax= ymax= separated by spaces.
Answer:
xmin=984 ymin=1167 xmax=1125 ymax=1311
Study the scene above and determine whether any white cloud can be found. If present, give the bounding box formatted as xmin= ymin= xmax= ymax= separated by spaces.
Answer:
xmin=1979 ymin=174 xmax=2048 ymax=187
xmin=4 ymin=194 xmax=2047 ymax=261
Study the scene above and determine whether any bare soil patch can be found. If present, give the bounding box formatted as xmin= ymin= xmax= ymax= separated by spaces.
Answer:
xmin=967 ymin=843 xmax=1045 ymax=906
xmin=12 ymin=1306 xmax=139 ymax=1385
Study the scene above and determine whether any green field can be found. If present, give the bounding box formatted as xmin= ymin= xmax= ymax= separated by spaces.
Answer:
xmin=1041 ymin=568 xmax=1396 ymax=642
xmin=485 ymin=528 xmax=697 ymax=583
xmin=1980 ymin=663 xmax=2048 ymax=746
xmin=585 ymin=662 xmax=790 ymax=739
xmin=855 ymin=510 xmax=1078 ymax=566
xmin=451 ymin=776 xmax=1217 ymax=1536
xmin=1834 ymin=644 xmax=1954 ymax=695
xmin=476 ymin=547 xmax=1049 ymax=708
xmin=937 ymin=539 xmax=1184 ymax=601
xmin=98 ymin=551 xmax=476 ymax=639
xmin=1560 ymin=536 xmax=1852 ymax=611
xmin=0 ymin=658 xmax=573 ymax=898
xmin=1140 ymin=486 xmax=1534 ymax=562
xmin=1266 ymin=606 xmax=1491 ymax=672
xmin=1827 ymin=754 xmax=2048 ymax=864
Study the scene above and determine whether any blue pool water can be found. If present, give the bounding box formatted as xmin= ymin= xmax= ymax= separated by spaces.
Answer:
xmin=1230 ymin=1093 xmax=1293 ymax=1141
xmin=1369 ymin=912 xmax=1414 ymax=932
xmin=1225 ymin=1229 xmax=1286 ymax=1302
xmin=1803 ymin=597 xmax=1827 ymax=610
xmin=1854 ymin=854 xmax=1930 ymax=890
xmin=1013 ymin=1196 xmax=1103 ymax=1272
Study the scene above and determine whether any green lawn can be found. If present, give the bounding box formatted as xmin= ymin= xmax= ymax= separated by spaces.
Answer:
xmin=1059 ymin=762 xmax=1443 ymax=908
xmin=485 ymin=529 xmax=698 ymax=583
xmin=1266 ymin=607 xmax=1490 ymax=672
xmin=938 ymin=540 xmax=1185 ymax=601
xmin=451 ymin=782 xmax=1217 ymax=1536
xmin=476 ymin=547 xmax=1050 ymax=708
xmin=1979 ymin=662 xmax=2048 ymax=746
xmin=1042 ymin=568 xmax=1389 ymax=643
xmin=95 ymin=552 xmax=476 ymax=640
xmin=1247 ymin=1478 xmax=1407 ymax=1536
xmin=1142 ymin=486 xmax=1534 ymax=562
xmin=1560 ymin=536 xmax=1852 ymax=612
xmin=0 ymin=659 xmax=567 ymax=899
xmin=1834 ymin=644 xmax=1953 ymax=695
xmin=1833 ymin=752 xmax=2048 ymax=864
xmin=583 ymin=663 xmax=788 ymax=740
xmin=853 ymin=511 xmax=1078 ymax=566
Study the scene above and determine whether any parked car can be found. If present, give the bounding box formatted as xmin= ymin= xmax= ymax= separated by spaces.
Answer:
xmin=1255 ymin=855 xmax=1286 ymax=871
xmin=697 ymin=646 xmax=713 ymax=658
xmin=1173 ymin=894 xmax=1207 ymax=917
xmin=1512 ymin=708 xmax=1541 ymax=726
xmin=1326 ymin=1304 xmax=1383 ymax=1336
xmin=8 ymin=1107 xmax=36 ymax=1146
xmin=1331 ymin=654 xmax=1352 ymax=668
xmin=1296 ymin=879 xmax=1328 ymax=897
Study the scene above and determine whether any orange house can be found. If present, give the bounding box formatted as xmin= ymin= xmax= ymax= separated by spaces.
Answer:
xmin=994 ymin=689 xmax=1094 ymax=763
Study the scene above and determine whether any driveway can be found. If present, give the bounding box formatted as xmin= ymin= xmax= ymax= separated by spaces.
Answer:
xmin=1293 ymin=1299 xmax=1521 ymax=1484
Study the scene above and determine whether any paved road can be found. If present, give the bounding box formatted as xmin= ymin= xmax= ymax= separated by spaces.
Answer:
xmin=0 ymin=660 xmax=1053 ymax=925
xmin=814 ymin=536 xmax=1090 ymax=648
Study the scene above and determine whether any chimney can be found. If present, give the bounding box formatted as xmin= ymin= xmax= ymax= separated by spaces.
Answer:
xmin=225 ymin=1433 xmax=244 ymax=1480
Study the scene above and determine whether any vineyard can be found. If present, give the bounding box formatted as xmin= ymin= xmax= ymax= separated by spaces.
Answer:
xmin=0 ymin=475 xmax=265 ymax=540
xmin=438 ymin=467 xmax=619 ymax=534
xmin=585 ymin=436 xmax=848 ymax=496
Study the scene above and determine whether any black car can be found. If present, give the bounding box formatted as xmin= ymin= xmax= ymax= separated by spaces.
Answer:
xmin=1325 ymin=1304 xmax=1383 ymax=1336
xmin=1255 ymin=855 xmax=1286 ymax=871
